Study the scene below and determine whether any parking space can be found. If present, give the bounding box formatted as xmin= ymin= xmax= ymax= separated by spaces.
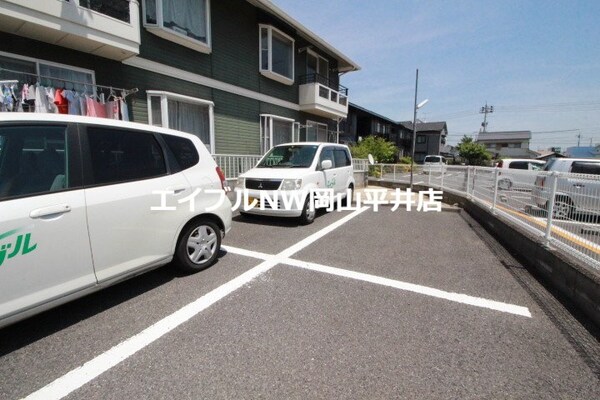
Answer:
xmin=1 ymin=206 xmax=599 ymax=399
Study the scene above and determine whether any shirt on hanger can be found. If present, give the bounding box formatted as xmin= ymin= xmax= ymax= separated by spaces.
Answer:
xmin=54 ymin=88 xmax=69 ymax=114
xmin=62 ymin=90 xmax=81 ymax=115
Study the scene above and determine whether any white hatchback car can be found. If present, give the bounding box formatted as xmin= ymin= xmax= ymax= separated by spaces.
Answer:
xmin=496 ymin=158 xmax=546 ymax=190
xmin=236 ymin=143 xmax=355 ymax=224
xmin=0 ymin=114 xmax=232 ymax=328
xmin=423 ymin=155 xmax=447 ymax=174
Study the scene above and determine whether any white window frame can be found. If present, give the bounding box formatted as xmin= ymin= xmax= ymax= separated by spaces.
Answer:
xmin=146 ymin=90 xmax=215 ymax=154
xmin=259 ymin=24 xmax=295 ymax=86
xmin=142 ymin=0 xmax=212 ymax=54
xmin=0 ymin=50 xmax=96 ymax=88
xmin=260 ymin=114 xmax=295 ymax=154
xmin=306 ymin=49 xmax=329 ymax=81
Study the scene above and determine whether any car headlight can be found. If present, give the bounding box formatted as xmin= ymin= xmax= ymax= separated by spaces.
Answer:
xmin=236 ymin=177 xmax=245 ymax=188
xmin=280 ymin=178 xmax=302 ymax=190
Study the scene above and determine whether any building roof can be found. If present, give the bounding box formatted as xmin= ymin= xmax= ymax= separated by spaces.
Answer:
xmin=476 ymin=131 xmax=532 ymax=142
xmin=249 ymin=0 xmax=360 ymax=73
xmin=349 ymin=103 xmax=397 ymax=124
xmin=399 ymin=121 xmax=448 ymax=133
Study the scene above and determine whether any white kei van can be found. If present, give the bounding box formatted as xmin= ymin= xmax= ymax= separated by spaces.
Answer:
xmin=235 ymin=143 xmax=355 ymax=224
xmin=423 ymin=155 xmax=447 ymax=174
xmin=0 ymin=114 xmax=232 ymax=328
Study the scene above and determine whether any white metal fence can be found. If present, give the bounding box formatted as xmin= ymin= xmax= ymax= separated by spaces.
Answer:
xmin=211 ymin=154 xmax=600 ymax=271
xmin=368 ymin=164 xmax=600 ymax=271
xmin=212 ymin=154 xmax=262 ymax=180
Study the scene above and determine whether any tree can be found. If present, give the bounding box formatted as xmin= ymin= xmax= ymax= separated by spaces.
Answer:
xmin=349 ymin=136 xmax=398 ymax=163
xmin=456 ymin=135 xmax=491 ymax=165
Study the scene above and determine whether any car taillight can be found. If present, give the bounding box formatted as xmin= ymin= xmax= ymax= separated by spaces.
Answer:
xmin=216 ymin=166 xmax=230 ymax=191
xmin=536 ymin=176 xmax=545 ymax=188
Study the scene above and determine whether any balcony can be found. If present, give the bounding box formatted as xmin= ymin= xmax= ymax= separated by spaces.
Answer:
xmin=299 ymin=73 xmax=349 ymax=119
xmin=0 ymin=0 xmax=140 ymax=61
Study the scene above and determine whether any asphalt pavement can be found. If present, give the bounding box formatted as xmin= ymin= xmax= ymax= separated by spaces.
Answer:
xmin=0 ymin=205 xmax=598 ymax=399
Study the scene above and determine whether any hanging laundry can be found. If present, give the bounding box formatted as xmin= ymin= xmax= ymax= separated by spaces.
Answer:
xmin=62 ymin=90 xmax=81 ymax=115
xmin=119 ymin=98 xmax=130 ymax=121
xmin=53 ymin=88 xmax=69 ymax=114
xmin=86 ymin=95 xmax=107 ymax=118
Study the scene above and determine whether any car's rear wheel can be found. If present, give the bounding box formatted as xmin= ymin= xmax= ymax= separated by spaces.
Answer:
xmin=299 ymin=197 xmax=316 ymax=225
xmin=551 ymin=196 xmax=574 ymax=220
xmin=498 ymin=178 xmax=512 ymax=190
xmin=343 ymin=184 xmax=354 ymax=207
xmin=174 ymin=220 xmax=221 ymax=272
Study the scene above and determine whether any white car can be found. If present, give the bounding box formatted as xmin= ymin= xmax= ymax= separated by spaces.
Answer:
xmin=236 ymin=143 xmax=355 ymax=224
xmin=532 ymin=158 xmax=600 ymax=219
xmin=0 ymin=114 xmax=232 ymax=328
xmin=496 ymin=158 xmax=546 ymax=190
xmin=423 ymin=155 xmax=447 ymax=174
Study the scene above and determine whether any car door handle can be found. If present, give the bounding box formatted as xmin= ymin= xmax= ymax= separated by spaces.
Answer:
xmin=30 ymin=204 xmax=71 ymax=219
xmin=166 ymin=186 xmax=187 ymax=195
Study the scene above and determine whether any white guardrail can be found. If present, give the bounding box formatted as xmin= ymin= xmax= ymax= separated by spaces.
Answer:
xmin=212 ymin=154 xmax=600 ymax=271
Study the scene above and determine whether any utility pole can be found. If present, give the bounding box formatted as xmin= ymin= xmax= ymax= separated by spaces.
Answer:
xmin=479 ymin=103 xmax=494 ymax=133
xmin=577 ymin=131 xmax=581 ymax=147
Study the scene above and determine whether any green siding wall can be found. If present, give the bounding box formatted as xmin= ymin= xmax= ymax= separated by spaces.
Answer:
xmin=213 ymin=90 xmax=259 ymax=154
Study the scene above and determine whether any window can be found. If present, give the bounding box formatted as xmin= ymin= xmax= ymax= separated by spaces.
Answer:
xmin=307 ymin=50 xmax=329 ymax=82
xmin=87 ymin=128 xmax=166 ymax=185
xmin=143 ymin=0 xmax=211 ymax=54
xmin=417 ymin=135 xmax=426 ymax=144
xmin=0 ymin=125 xmax=68 ymax=200
xmin=304 ymin=121 xmax=329 ymax=142
xmin=334 ymin=149 xmax=352 ymax=168
xmin=319 ymin=147 xmax=335 ymax=168
xmin=161 ymin=134 xmax=199 ymax=171
xmin=0 ymin=51 xmax=95 ymax=93
xmin=259 ymin=25 xmax=294 ymax=85
xmin=147 ymin=91 xmax=214 ymax=154
xmin=508 ymin=161 xmax=529 ymax=170
xmin=260 ymin=115 xmax=295 ymax=154
xmin=571 ymin=162 xmax=600 ymax=175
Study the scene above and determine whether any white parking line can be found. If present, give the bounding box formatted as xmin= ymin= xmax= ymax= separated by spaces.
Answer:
xmin=23 ymin=207 xmax=368 ymax=400
xmin=223 ymin=246 xmax=531 ymax=318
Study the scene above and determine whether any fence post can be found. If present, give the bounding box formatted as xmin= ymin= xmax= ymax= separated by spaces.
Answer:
xmin=466 ymin=166 xmax=471 ymax=197
xmin=440 ymin=165 xmax=445 ymax=190
xmin=544 ymin=172 xmax=559 ymax=247
xmin=393 ymin=164 xmax=396 ymax=182
xmin=380 ymin=164 xmax=383 ymax=181
xmin=491 ymin=167 xmax=500 ymax=213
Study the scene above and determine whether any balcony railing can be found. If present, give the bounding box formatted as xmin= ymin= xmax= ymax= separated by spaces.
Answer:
xmin=298 ymin=73 xmax=349 ymax=118
xmin=78 ymin=0 xmax=130 ymax=23
xmin=299 ymin=73 xmax=348 ymax=96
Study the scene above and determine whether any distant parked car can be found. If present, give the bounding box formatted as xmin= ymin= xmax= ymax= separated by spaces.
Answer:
xmin=423 ymin=155 xmax=447 ymax=174
xmin=496 ymin=159 xmax=546 ymax=190
xmin=532 ymin=158 xmax=600 ymax=219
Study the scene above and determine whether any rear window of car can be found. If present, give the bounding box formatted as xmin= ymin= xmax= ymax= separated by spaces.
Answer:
xmin=508 ymin=161 xmax=529 ymax=170
xmin=570 ymin=161 xmax=600 ymax=175
xmin=161 ymin=134 xmax=199 ymax=171
xmin=424 ymin=156 xmax=442 ymax=163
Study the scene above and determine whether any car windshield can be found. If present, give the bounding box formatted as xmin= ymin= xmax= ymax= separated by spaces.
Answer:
xmin=257 ymin=145 xmax=319 ymax=168
xmin=543 ymin=158 xmax=557 ymax=171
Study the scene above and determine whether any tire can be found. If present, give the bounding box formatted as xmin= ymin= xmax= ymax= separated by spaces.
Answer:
xmin=551 ymin=196 xmax=574 ymax=220
xmin=343 ymin=185 xmax=354 ymax=208
xmin=174 ymin=219 xmax=221 ymax=273
xmin=299 ymin=196 xmax=316 ymax=225
xmin=498 ymin=178 xmax=512 ymax=191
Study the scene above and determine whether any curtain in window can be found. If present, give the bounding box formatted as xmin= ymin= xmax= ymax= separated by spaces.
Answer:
xmin=167 ymin=100 xmax=210 ymax=147
xmin=39 ymin=64 xmax=93 ymax=93
xmin=0 ymin=57 xmax=36 ymax=82
xmin=272 ymin=119 xmax=292 ymax=147
xmin=145 ymin=0 xmax=157 ymax=24
xmin=271 ymin=31 xmax=292 ymax=78
xmin=163 ymin=0 xmax=206 ymax=42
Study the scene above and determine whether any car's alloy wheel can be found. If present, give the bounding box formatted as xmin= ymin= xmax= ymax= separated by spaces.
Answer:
xmin=498 ymin=178 xmax=512 ymax=190
xmin=299 ymin=197 xmax=316 ymax=225
xmin=175 ymin=220 xmax=221 ymax=272
xmin=551 ymin=197 xmax=573 ymax=220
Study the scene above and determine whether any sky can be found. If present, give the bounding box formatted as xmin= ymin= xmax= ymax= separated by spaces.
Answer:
xmin=271 ymin=0 xmax=600 ymax=150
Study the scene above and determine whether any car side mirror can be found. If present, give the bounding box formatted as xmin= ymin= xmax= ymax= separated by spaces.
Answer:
xmin=321 ymin=159 xmax=333 ymax=170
